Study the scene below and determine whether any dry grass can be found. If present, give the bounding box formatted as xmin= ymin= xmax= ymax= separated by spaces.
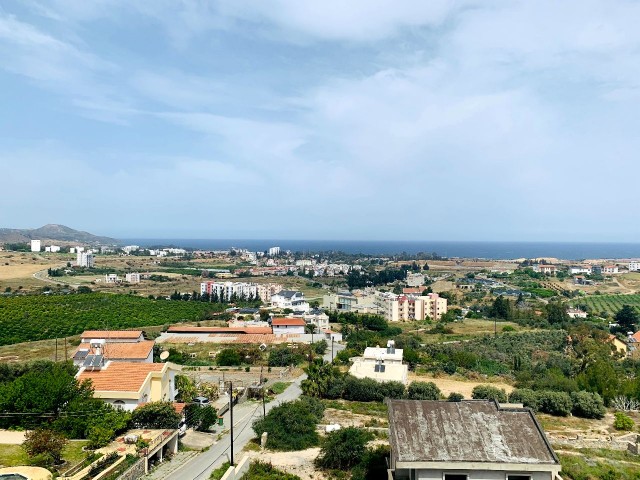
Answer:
xmin=407 ymin=372 xmax=514 ymax=398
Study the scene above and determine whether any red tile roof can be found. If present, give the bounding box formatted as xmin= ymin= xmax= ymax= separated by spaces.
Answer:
xmin=81 ymin=330 xmax=143 ymax=339
xmin=75 ymin=341 xmax=154 ymax=360
xmin=78 ymin=362 xmax=165 ymax=392
xmin=167 ymin=326 xmax=272 ymax=334
xmin=272 ymin=318 xmax=306 ymax=326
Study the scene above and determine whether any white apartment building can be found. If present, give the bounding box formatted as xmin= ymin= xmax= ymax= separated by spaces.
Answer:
xmin=30 ymin=240 xmax=41 ymax=252
xmin=603 ymin=265 xmax=619 ymax=274
xmin=199 ymin=281 xmax=281 ymax=301
xmin=377 ymin=292 xmax=447 ymax=322
xmin=125 ymin=272 xmax=141 ymax=283
xmin=630 ymin=262 xmax=640 ymax=272
xmin=268 ymin=246 xmax=280 ymax=256
xmin=77 ymin=251 xmax=95 ymax=268
xmin=122 ymin=245 xmax=139 ymax=254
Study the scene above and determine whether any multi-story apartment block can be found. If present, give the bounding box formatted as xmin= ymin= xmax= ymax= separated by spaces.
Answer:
xmin=629 ymin=262 xmax=640 ymax=272
xmin=77 ymin=251 xmax=94 ymax=268
xmin=377 ymin=292 xmax=447 ymax=322
xmin=268 ymin=246 xmax=281 ymax=256
xmin=200 ymin=281 xmax=281 ymax=301
xmin=30 ymin=240 xmax=41 ymax=252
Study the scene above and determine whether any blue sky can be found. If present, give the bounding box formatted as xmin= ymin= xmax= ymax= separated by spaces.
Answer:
xmin=2 ymin=1 xmax=640 ymax=241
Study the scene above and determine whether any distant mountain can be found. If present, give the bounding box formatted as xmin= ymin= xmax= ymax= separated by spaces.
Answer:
xmin=0 ymin=224 xmax=118 ymax=245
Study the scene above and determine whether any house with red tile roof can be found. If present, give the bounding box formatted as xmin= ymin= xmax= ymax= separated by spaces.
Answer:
xmin=73 ymin=340 xmax=155 ymax=366
xmin=271 ymin=317 xmax=306 ymax=336
xmin=76 ymin=361 xmax=180 ymax=411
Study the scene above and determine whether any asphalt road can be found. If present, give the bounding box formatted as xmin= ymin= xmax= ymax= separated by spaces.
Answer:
xmin=164 ymin=341 xmax=344 ymax=480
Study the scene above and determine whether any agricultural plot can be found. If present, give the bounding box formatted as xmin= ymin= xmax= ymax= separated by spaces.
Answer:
xmin=0 ymin=293 xmax=224 ymax=346
xmin=578 ymin=294 xmax=640 ymax=317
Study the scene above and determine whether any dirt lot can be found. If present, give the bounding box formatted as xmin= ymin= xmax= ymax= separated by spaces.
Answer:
xmin=246 ymin=448 xmax=323 ymax=480
xmin=408 ymin=372 xmax=514 ymax=398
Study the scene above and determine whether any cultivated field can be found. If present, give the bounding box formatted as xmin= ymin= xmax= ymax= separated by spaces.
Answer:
xmin=576 ymin=294 xmax=640 ymax=317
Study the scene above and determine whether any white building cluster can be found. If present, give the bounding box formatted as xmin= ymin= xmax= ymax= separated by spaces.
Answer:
xmin=200 ymin=281 xmax=282 ymax=301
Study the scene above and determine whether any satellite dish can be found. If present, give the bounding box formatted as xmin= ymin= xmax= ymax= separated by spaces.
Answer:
xmin=259 ymin=343 xmax=267 ymax=352
xmin=159 ymin=351 xmax=170 ymax=361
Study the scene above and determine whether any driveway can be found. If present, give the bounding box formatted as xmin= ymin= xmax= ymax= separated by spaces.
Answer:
xmin=0 ymin=430 xmax=26 ymax=444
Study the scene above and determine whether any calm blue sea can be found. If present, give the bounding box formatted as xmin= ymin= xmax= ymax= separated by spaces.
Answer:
xmin=119 ymin=239 xmax=640 ymax=261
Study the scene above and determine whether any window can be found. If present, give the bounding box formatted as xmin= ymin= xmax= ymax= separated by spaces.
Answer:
xmin=507 ymin=476 xmax=531 ymax=480
xmin=113 ymin=400 xmax=125 ymax=410
xmin=444 ymin=475 xmax=468 ymax=480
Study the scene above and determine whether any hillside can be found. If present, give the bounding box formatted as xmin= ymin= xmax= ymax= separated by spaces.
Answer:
xmin=0 ymin=224 xmax=117 ymax=245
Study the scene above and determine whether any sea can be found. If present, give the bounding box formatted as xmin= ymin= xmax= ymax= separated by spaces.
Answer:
xmin=119 ymin=239 xmax=640 ymax=261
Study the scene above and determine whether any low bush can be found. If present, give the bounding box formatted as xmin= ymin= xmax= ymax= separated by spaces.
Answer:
xmin=508 ymin=388 xmax=539 ymax=411
xmin=537 ymin=391 xmax=572 ymax=416
xmin=570 ymin=391 xmax=605 ymax=419
xmin=614 ymin=412 xmax=635 ymax=431
xmin=252 ymin=400 xmax=320 ymax=451
xmin=447 ymin=392 xmax=464 ymax=402
xmin=471 ymin=385 xmax=507 ymax=403
xmin=315 ymin=427 xmax=373 ymax=469
xmin=406 ymin=381 xmax=442 ymax=400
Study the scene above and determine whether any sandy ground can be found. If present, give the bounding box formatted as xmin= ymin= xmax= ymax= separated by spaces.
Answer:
xmin=247 ymin=448 xmax=323 ymax=480
xmin=0 ymin=262 xmax=59 ymax=281
xmin=0 ymin=430 xmax=26 ymax=445
xmin=408 ymin=373 xmax=514 ymax=398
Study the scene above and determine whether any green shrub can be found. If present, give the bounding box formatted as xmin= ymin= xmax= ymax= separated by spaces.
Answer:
xmin=216 ymin=349 xmax=242 ymax=366
xmin=613 ymin=412 xmax=635 ymax=431
xmin=268 ymin=347 xmax=304 ymax=367
xmin=239 ymin=461 xmax=301 ymax=480
xmin=447 ymin=392 xmax=464 ymax=402
xmin=406 ymin=382 xmax=442 ymax=400
xmin=570 ymin=391 xmax=605 ymax=419
xmin=297 ymin=396 xmax=325 ymax=422
xmin=315 ymin=427 xmax=374 ymax=469
xmin=87 ymin=426 xmax=115 ymax=449
xmin=537 ymin=391 xmax=572 ymax=416
xmin=508 ymin=389 xmax=539 ymax=411
xmin=342 ymin=376 xmax=405 ymax=402
xmin=252 ymin=400 xmax=319 ymax=451
xmin=502 ymin=325 xmax=516 ymax=332
xmin=131 ymin=402 xmax=181 ymax=429
xmin=471 ymin=385 xmax=507 ymax=403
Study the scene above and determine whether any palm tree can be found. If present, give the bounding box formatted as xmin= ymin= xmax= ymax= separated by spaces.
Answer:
xmin=301 ymin=359 xmax=339 ymax=398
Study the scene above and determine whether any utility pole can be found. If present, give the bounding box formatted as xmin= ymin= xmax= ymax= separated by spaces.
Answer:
xmin=262 ymin=387 xmax=266 ymax=417
xmin=55 ymin=338 xmax=58 ymax=362
xmin=64 ymin=337 xmax=68 ymax=360
xmin=229 ymin=381 xmax=234 ymax=466
xmin=331 ymin=337 xmax=335 ymax=362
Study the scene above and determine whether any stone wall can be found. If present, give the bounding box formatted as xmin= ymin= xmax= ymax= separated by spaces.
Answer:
xmin=115 ymin=458 xmax=145 ymax=480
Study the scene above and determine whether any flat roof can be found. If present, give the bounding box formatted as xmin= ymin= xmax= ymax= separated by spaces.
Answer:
xmin=388 ymin=400 xmax=559 ymax=465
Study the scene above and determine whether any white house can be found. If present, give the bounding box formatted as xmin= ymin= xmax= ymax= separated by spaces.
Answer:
xmin=125 ymin=272 xmax=141 ymax=283
xmin=105 ymin=273 xmax=120 ymax=283
xmin=387 ymin=399 xmax=562 ymax=480
xmin=348 ymin=341 xmax=408 ymax=385
xmin=603 ymin=265 xmax=619 ymax=274
xmin=271 ymin=317 xmax=306 ymax=336
xmin=569 ymin=265 xmax=592 ymax=275
xmin=629 ymin=262 xmax=640 ymax=272
xmin=76 ymin=361 xmax=180 ymax=412
xmin=271 ymin=290 xmax=309 ymax=312
xmin=567 ymin=308 xmax=587 ymax=319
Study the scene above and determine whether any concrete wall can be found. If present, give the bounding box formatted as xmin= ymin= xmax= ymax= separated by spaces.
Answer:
xmin=220 ymin=456 xmax=251 ymax=480
xmin=408 ymin=469 xmax=555 ymax=480
xmin=115 ymin=458 xmax=145 ymax=480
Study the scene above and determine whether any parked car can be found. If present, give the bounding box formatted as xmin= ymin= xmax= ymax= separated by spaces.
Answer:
xmin=192 ymin=396 xmax=210 ymax=406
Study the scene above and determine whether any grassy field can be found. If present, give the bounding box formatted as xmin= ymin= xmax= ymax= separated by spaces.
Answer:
xmin=575 ymin=294 xmax=640 ymax=317
xmin=0 ymin=440 xmax=88 ymax=468
xmin=0 ymin=293 xmax=225 ymax=346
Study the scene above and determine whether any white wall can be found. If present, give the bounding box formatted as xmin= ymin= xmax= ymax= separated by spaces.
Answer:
xmin=412 ymin=469 xmax=555 ymax=480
